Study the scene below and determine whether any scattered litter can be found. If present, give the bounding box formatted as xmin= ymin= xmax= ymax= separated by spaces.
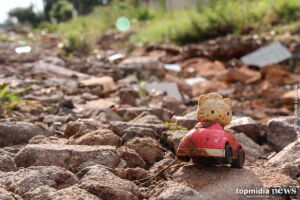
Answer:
xmin=145 ymin=82 xmax=182 ymax=101
xmin=15 ymin=46 xmax=31 ymax=54
xmin=164 ymin=64 xmax=181 ymax=72
xmin=18 ymin=40 xmax=27 ymax=45
xmin=108 ymin=53 xmax=126 ymax=63
xmin=241 ymin=42 xmax=292 ymax=67
xmin=185 ymin=76 xmax=207 ymax=85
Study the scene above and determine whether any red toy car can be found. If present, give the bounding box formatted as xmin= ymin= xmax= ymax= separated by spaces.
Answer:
xmin=177 ymin=122 xmax=245 ymax=168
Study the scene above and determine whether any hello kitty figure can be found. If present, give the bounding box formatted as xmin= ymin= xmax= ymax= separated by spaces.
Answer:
xmin=177 ymin=93 xmax=245 ymax=168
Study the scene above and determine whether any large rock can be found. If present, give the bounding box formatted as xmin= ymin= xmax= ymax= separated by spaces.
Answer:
xmin=148 ymin=181 xmax=203 ymax=200
xmin=161 ymin=97 xmax=188 ymax=116
xmin=281 ymin=89 xmax=300 ymax=105
xmin=122 ymin=126 xmax=159 ymax=143
xmin=80 ymin=76 xmax=117 ymax=93
xmin=82 ymin=108 xmax=122 ymax=124
xmin=0 ymin=121 xmax=50 ymax=147
xmin=110 ymin=121 xmax=168 ymax=137
xmin=181 ymin=57 xmax=225 ymax=78
xmin=216 ymin=67 xmax=261 ymax=84
xmin=0 ymin=185 xmax=23 ymax=200
xmin=149 ymin=158 xmax=175 ymax=175
xmin=116 ymin=107 xmax=173 ymax=122
xmin=30 ymin=60 xmax=89 ymax=78
xmin=119 ymin=88 xmax=140 ymax=106
xmin=69 ymin=129 xmax=121 ymax=147
xmin=171 ymin=111 xmax=198 ymax=129
xmin=266 ymin=117 xmax=299 ymax=151
xmin=26 ymin=185 xmax=101 ymax=200
xmin=160 ymin=130 xmax=188 ymax=152
xmin=268 ymin=138 xmax=300 ymax=178
xmin=191 ymin=81 xmax=227 ymax=97
xmin=131 ymin=112 xmax=163 ymax=124
xmin=125 ymin=137 xmax=164 ymax=166
xmin=29 ymin=135 xmax=68 ymax=145
xmin=118 ymin=146 xmax=146 ymax=168
xmin=235 ymin=133 xmax=264 ymax=162
xmin=171 ymin=164 xmax=262 ymax=200
xmin=115 ymin=167 xmax=150 ymax=181
xmin=79 ymin=166 xmax=143 ymax=200
xmin=0 ymin=166 xmax=77 ymax=197
xmin=63 ymin=119 xmax=103 ymax=138
xmin=0 ymin=149 xmax=17 ymax=172
xmin=225 ymin=117 xmax=260 ymax=142
xmin=14 ymin=144 xmax=120 ymax=171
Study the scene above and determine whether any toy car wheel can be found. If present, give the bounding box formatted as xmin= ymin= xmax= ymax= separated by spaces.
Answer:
xmin=192 ymin=157 xmax=213 ymax=165
xmin=224 ymin=145 xmax=233 ymax=164
xmin=177 ymin=156 xmax=190 ymax=162
xmin=232 ymin=149 xmax=245 ymax=168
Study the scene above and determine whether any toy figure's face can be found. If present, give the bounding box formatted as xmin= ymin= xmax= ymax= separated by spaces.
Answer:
xmin=196 ymin=93 xmax=232 ymax=126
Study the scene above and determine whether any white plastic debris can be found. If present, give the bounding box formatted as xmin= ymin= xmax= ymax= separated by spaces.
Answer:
xmin=108 ymin=53 xmax=126 ymax=62
xmin=185 ymin=77 xmax=207 ymax=85
xmin=164 ymin=64 xmax=182 ymax=72
xmin=15 ymin=46 xmax=31 ymax=54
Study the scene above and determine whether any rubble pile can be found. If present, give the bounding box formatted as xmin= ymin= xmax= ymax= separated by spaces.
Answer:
xmin=0 ymin=30 xmax=299 ymax=200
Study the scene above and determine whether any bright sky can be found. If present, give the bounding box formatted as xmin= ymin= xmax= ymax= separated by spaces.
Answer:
xmin=0 ymin=0 xmax=44 ymax=23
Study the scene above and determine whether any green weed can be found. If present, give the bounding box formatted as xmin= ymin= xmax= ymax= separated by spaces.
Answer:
xmin=63 ymin=32 xmax=91 ymax=54
xmin=162 ymin=122 xmax=188 ymax=131
xmin=0 ymin=83 xmax=33 ymax=114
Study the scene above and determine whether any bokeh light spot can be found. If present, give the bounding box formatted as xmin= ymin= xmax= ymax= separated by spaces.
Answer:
xmin=116 ymin=16 xmax=130 ymax=32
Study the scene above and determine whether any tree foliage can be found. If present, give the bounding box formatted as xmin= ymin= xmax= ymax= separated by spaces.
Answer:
xmin=8 ymin=5 xmax=43 ymax=27
xmin=50 ymin=0 xmax=74 ymax=23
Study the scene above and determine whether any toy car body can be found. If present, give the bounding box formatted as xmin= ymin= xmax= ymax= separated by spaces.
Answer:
xmin=177 ymin=122 xmax=245 ymax=168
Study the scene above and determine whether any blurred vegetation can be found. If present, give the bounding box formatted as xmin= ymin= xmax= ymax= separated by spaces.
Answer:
xmin=0 ymin=83 xmax=33 ymax=114
xmin=63 ymin=32 xmax=91 ymax=54
xmin=8 ymin=5 xmax=44 ymax=28
xmin=41 ymin=0 xmax=299 ymax=46
xmin=8 ymin=0 xmax=300 ymax=49
xmin=50 ymin=0 xmax=74 ymax=23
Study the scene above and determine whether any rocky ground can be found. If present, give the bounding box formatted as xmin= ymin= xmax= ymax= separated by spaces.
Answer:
xmin=0 ymin=30 xmax=299 ymax=200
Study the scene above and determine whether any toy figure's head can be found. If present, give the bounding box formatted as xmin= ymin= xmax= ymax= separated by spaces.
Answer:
xmin=196 ymin=93 xmax=232 ymax=126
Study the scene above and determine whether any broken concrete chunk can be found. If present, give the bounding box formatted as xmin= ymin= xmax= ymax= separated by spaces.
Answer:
xmin=266 ymin=116 xmax=299 ymax=151
xmin=0 ymin=166 xmax=77 ymax=197
xmin=241 ymin=42 xmax=292 ymax=67
xmin=125 ymin=137 xmax=164 ymax=166
xmin=225 ymin=116 xmax=260 ymax=142
xmin=80 ymin=76 xmax=117 ymax=93
xmin=268 ymin=138 xmax=300 ymax=178
xmin=116 ymin=107 xmax=173 ymax=122
xmin=0 ymin=149 xmax=17 ymax=172
xmin=235 ymin=133 xmax=264 ymax=162
xmin=31 ymin=61 xmax=89 ymax=78
xmin=145 ymin=82 xmax=182 ymax=101
xmin=0 ymin=121 xmax=50 ymax=147
xmin=14 ymin=144 xmax=120 ymax=171
xmin=79 ymin=166 xmax=143 ymax=200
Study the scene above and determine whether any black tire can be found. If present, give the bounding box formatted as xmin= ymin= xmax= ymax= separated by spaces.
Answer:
xmin=177 ymin=156 xmax=190 ymax=162
xmin=224 ymin=145 xmax=233 ymax=164
xmin=191 ymin=157 xmax=213 ymax=165
xmin=232 ymin=149 xmax=245 ymax=168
